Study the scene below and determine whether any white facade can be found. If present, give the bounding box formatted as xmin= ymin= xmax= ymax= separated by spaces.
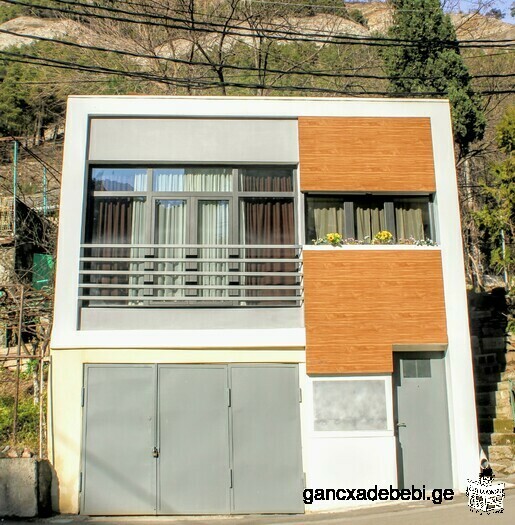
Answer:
xmin=50 ymin=96 xmax=478 ymax=514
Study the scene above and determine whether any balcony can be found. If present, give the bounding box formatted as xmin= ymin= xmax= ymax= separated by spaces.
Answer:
xmin=79 ymin=244 xmax=304 ymax=308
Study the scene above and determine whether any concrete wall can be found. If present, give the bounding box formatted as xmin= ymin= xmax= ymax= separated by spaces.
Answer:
xmin=0 ymin=459 xmax=52 ymax=518
xmin=88 ymin=118 xmax=299 ymax=163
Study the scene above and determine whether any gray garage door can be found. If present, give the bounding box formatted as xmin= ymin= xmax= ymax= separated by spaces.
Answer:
xmin=231 ymin=365 xmax=304 ymax=513
xmin=81 ymin=365 xmax=156 ymax=515
xmin=158 ymin=365 xmax=230 ymax=514
xmin=81 ymin=364 xmax=303 ymax=515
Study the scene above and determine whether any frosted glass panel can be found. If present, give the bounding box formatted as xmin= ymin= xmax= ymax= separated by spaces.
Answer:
xmin=313 ymin=380 xmax=387 ymax=431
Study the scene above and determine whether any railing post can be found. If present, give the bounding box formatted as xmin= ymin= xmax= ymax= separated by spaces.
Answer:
xmin=12 ymin=140 xmax=18 ymax=237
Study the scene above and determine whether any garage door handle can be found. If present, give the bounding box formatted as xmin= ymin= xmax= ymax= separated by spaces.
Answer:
xmin=152 ymin=447 xmax=159 ymax=458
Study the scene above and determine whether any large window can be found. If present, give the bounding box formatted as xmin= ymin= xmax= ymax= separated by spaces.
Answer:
xmin=305 ymin=194 xmax=433 ymax=243
xmin=82 ymin=166 xmax=298 ymax=305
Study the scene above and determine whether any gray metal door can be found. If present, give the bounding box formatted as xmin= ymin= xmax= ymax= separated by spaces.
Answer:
xmin=157 ymin=365 xmax=230 ymax=514
xmin=81 ymin=365 xmax=156 ymax=515
xmin=82 ymin=364 xmax=304 ymax=515
xmin=393 ymin=352 xmax=453 ymax=489
xmin=230 ymin=365 xmax=304 ymax=513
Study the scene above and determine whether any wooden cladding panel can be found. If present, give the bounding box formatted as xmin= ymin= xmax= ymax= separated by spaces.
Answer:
xmin=304 ymin=250 xmax=448 ymax=374
xmin=299 ymin=117 xmax=436 ymax=192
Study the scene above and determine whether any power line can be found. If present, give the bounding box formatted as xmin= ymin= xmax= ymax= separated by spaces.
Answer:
xmin=2 ymin=0 xmax=514 ymax=49
xmin=9 ymin=135 xmax=61 ymax=183
xmin=1 ymin=28 xmax=514 ymax=85
xmin=40 ymin=0 xmax=515 ymax=45
xmin=1 ymin=48 xmax=514 ymax=97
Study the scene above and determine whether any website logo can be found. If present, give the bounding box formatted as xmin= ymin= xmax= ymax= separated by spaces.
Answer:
xmin=466 ymin=475 xmax=505 ymax=514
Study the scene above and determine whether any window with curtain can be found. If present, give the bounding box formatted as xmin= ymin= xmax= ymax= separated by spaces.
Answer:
xmin=306 ymin=197 xmax=345 ymax=242
xmin=84 ymin=166 xmax=296 ymax=305
xmin=355 ymin=199 xmax=386 ymax=241
xmin=305 ymin=195 xmax=432 ymax=243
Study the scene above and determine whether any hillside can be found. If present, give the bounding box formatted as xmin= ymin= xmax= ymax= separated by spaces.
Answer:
xmin=1 ymin=2 xmax=513 ymax=52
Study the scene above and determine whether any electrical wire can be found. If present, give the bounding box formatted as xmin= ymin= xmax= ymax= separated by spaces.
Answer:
xmin=1 ymin=27 xmax=514 ymax=85
xmin=2 ymin=0 xmax=514 ymax=49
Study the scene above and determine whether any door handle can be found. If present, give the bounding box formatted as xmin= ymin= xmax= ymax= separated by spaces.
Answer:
xmin=396 ymin=422 xmax=406 ymax=428
xmin=152 ymin=447 xmax=159 ymax=458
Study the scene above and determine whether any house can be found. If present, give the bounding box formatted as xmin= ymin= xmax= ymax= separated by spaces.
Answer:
xmin=49 ymin=96 xmax=478 ymax=515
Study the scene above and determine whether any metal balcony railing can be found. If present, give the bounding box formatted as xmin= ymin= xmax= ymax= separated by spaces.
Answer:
xmin=79 ymin=244 xmax=303 ymax=307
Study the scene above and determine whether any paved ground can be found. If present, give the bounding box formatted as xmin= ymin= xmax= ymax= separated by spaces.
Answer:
xmin=2 ymin=488 xmax=514 ymax=525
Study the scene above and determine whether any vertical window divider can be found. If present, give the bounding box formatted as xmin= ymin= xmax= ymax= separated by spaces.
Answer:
xmin=231 ymin=168 xmax=243 ymax=300
xmin=144 ymin=168 xmax=155 ymax=300
xmin=185 ymin=196 xmax=199 ymax=297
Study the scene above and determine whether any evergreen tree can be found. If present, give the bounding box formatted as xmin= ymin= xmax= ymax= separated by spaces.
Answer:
xmin=475 ymin=107 xmax=515 ymax=281
xmin=383 ymin=0 xmax=485 ymax=156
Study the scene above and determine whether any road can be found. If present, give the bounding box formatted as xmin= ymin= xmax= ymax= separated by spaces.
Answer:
xmin=2 ymin=489 xmax=514 ymax=525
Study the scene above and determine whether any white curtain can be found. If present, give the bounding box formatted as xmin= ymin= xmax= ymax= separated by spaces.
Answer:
xmin=154 ymin=168 xmax=232 ymax=192
xmin=312 ymin=202 xmax=345 ymax=239
xmin=198 ymin=200 xmax=229 ymax=298
xmin=395 ymin=205 xmax=424 ymax=240
xmin=356 ymin=205 xmax=386 ymax=241
xmin=155 ymin=200 xmax=187 ymax=298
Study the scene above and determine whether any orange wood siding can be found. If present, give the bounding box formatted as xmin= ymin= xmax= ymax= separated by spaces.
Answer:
xmin=299 ymin=117 xmax=436 ymax=192
xmin=303 ymin=250 xmax=448 ymax=374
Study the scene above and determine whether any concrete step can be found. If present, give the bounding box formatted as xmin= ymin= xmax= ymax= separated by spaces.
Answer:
xmin=477 ymin=404 xmax=512 ymax=418
xmin=478 ymin=418 xmax=515 ymax=433
xmin=480 ymin=433 xmax=515 ymax=446
xmin=491 ymin=461 xmax=515 ymax=477
xmin=487 ymin=443 xmax=515 ymax=477
xmin=476 ymin=389 xmax=512 ymax=407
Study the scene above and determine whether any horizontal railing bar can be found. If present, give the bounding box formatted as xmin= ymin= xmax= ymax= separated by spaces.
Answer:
xmin=81 ymin=244 xmax=302 ymax=249
xmin=80 ymin=283 xmax=302 ymax=290
xmin=79 ymin=295 xmax=302 ymax=302
xmin=79 ymin=270 xmax=302 ymax=277
xmin=80 ymin=257 xmax=302 ymax=263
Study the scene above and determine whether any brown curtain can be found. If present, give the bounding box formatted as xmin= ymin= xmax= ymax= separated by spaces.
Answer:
xmin=243 ymin=198 xmax=296 ymax=303
xmin=240 ymin=169 xmax=293 ymax=192
xmin=87 ymin=198 xmax=134 ymax=301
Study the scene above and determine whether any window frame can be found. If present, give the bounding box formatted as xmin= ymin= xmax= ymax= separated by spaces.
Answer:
xmin=304 ymin=193 xmax=435 ymax=243
xmin=84 ymin=165 xmax=298 ymax=246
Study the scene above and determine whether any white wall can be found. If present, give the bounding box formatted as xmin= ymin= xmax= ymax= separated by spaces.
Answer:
xmin=300 ymin=374 xmax=397 ymax=511
xmin=51 ymin=96 xmax=479 ymax=511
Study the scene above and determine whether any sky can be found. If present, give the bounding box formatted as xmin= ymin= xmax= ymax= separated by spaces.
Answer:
xmin=495 ymin=0 xmax=514 ymax=23
xmin=446 ymin=0 xmax=514 ymax=23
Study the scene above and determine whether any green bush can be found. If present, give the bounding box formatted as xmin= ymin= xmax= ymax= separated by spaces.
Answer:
xmin=0 ymin=393 xmax=41 ymax=451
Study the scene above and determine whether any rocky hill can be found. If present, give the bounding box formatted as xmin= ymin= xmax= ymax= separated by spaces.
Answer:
xmin=0 ymin=2 xmax=513 ymax=52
